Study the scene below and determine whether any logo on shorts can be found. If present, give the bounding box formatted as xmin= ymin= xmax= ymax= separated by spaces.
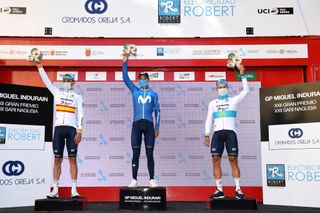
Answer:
xmin=266 ymin=164 xmax=286 ymax=187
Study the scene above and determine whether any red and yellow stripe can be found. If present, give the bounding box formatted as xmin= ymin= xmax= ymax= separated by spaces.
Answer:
xmin=56 ymin=104 xmax=76 ymax=113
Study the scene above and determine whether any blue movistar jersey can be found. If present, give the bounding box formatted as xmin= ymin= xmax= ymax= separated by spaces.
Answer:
xmin=122 ymin=61 xmax=160 ymax=129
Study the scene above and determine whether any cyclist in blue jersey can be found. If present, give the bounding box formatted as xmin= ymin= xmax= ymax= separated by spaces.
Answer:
xmin=122 ymin=51 xmax=160 ymax=188
xmin=204 ymin=64 xmax=248 ymax=200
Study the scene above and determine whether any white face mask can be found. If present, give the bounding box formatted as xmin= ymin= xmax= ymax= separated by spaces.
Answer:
xmin=63 ymin=82 xmax=72 ymax=91
xmin=218 ymin=88 xmax=228 ymax=97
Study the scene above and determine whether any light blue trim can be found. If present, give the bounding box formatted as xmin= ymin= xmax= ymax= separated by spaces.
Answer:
xmin=240 ymin=74 xmax=248 ymax=79
xmin=213 ymin=110 xmax=237 ymax=119
xmin=218 ymin=95 xmax=229 ymax=100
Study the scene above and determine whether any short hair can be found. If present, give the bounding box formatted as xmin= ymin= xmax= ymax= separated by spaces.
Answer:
xmin=138 ymin=72 xmax=149 ymax=80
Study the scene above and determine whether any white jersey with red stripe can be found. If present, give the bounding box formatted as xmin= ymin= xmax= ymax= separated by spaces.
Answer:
xmin=38 ymin=67 xmax=84 ymax=129
xmin=205 ymin=77 xmax=249 ymax=135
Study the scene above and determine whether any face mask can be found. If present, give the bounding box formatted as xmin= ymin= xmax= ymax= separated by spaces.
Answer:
xmin=139 ymin=80 xmax=148 ymax=88
xmin=218 ymin=88 xmax=228 ymax=97
xmin=63 ymin=82 xmax=72 ymax=91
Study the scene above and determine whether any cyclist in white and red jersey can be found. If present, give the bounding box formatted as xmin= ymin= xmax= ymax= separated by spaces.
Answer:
xmin=36 ymin=63 xmax=84 ymax=199
xmin=204 ymin=64 xmax=249 ymax=200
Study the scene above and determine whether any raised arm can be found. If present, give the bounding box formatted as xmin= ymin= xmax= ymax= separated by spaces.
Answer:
xmin=233 ymin=64 xmax=249 ymax=103
xmin=37 ymin=64 xmax=58 ymax=95
xmin=122 ymin=55 xmax=138 ymax=92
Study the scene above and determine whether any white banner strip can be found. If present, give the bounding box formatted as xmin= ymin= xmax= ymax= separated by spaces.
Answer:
xmin=0 ymin=44 xmax=308 ymax=60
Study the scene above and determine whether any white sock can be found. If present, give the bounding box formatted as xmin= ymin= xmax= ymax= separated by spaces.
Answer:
xmin=234 ymin=178 xmax=241 ymax=191
xmin=71 ymin=180 xmax=77 ymax=193
xmin=53 ymin=180 xmax=59 ymax=192
xmin=215 ymin=179 xmax=223 ymax=191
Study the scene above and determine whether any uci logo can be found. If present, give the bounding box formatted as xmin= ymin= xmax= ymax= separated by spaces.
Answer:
xmin=2 ymin=160 xmax=25 ymax=176
xmin=288 ymin=128 xmax=303 ymax=139
xmin=85 ymin=0 xmax=108 ymax=14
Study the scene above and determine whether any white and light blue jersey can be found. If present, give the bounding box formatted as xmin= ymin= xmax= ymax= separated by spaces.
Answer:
xmin=122 ymin=62 xmax=160 ymax=129
xmin=205 ymin=76 xmax=249 ymax=135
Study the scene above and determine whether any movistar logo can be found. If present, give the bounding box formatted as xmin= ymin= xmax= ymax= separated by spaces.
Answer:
xmin=138 ymin=95 xmax=151 ymax=104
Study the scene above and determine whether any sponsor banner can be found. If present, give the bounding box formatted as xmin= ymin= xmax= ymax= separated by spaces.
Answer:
xmin=0 ymin=84 xmax=53 ymax=142
xmin=0 ymin=44 xmax=308 ymax=60
xmin=0 ymin=124 xmax=45 ymax=150
xmin=236 ymin=71 xmax=257 ymax=80
xmin=174 ymin=72 xmax=195 ymax=81
xmin=86 ymin=72 xmax=107 ymax=81
xmin=205 ymin=72 xmax=226 ymax=81
xmin=57 ymin=81 xmax=261 ymax=186
xmin=261 ymin=142 xmax=320 ymax=208
xmin=0 ymin=143 xmax=52 ymax=208
xmin=0 ymin=0 xmax=319 ymax=37
xmin=115 ymin=71 xmax=136 ymax=81
xmin=57 ymin=71 xmax=78 ymax=81
xmin=260 ymin=82 xmax=320 ymax=141
xmin=148 ymin=72 xmax=164 ymax=81
xmin=269 ymin=122 xmax=320 ymax=150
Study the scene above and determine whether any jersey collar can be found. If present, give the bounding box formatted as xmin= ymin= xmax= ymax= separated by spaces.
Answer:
xmin=218 ymin=95 xmax=229 ymax=100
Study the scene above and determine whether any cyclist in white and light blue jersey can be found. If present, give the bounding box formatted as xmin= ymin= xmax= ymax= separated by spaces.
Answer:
xmin=204 ymin=64 xmax=249 ymax=200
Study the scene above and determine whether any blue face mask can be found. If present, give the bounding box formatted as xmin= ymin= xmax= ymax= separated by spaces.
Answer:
xmin=139 ymin=80 xmax=149 ymax=88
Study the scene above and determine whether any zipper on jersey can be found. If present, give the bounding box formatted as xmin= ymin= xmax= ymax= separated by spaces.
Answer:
xmin=142 ymin=90 xmax=145 ymax=119
xmin=62 ymin=91 xmax=69 ymax=124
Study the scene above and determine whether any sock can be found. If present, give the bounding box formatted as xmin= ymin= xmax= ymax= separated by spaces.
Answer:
xmin=71 ymin=180 xmax=77 ymax=193
xmin=234 ymin=178 xmax=241 ymax=191
xmin=215 ymin=179 xmax=223 ymax=191
xmin=52 ymin=180 xmax=59 ymax=192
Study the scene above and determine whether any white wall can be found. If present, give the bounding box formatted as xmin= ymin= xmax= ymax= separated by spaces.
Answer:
xmin=0 ymin=0 xmax=319 ymax=37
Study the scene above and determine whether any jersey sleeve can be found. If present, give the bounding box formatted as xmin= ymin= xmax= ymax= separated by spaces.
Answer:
xmin=37 ymin=66 xmax=59 ymax=95
xmin=76 ymin=95 xmax=84 ymax=130
xmin=154 ymin=92 xmax=161 ymax=130
xmin=205 ymin=101 xmax=214 ymax=136
xmin=233 ymin=75 xmax=249 ymax=104
xmin=122 ymin=61 xmax=138 ymax=93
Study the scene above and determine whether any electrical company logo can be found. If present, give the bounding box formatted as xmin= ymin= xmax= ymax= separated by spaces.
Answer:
xmin=158 ymin=0 xmax=181 ymax=23
xmin=0 ymin=127 xmax=6 ymax=144
xmin=266 ymin=164 xmax=286 ymax=187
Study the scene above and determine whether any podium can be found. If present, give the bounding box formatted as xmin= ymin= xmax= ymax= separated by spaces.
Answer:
xmin=119 ymin=187 xmax=166 ymax=210
xmin=209 ymin=197 xmax=257 ymax=210
xmin=34 ymin=197 xmax=88 ymax=211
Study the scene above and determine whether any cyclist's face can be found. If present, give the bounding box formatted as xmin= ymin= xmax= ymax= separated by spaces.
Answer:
xmin=139 ymin=76 xmax=149 ymax=81
xmin=63 ymin=79 xmax=75 ymax=87
xmin=217 ymin=84 xmax=227 ymax=89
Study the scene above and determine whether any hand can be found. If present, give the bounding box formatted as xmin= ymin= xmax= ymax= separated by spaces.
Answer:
xmin=154 ymin=129 xmax=160 ymax=138
xmin=239 ymin=64 xmax=245 ymax=76
xmin=204 ymin=136 xmax=210 ymax=147
xmin=122 ymin=49 xmax=130 ymax=62
xmin=36 ymin=63 xmax=43 ymax=68
xmin=74 ymin=133 xmax=82 ymax=144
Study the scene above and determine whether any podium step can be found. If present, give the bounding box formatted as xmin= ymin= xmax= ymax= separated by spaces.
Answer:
xmin=34 ymin=197 xmax=88 ymax=211
xmin=209 ymin=196 xmax=257 ymax=210
xmin=120 ymin=187 xmax=166 ymax=210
